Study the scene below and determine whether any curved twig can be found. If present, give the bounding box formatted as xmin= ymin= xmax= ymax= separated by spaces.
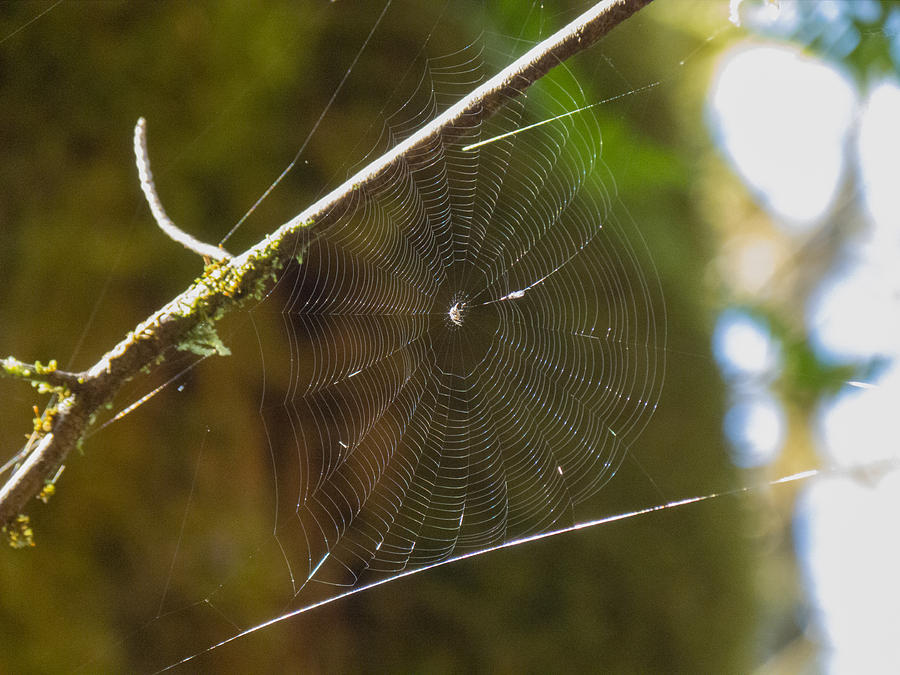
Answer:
xmin=134 ymin=117 xmax=232 ymax=262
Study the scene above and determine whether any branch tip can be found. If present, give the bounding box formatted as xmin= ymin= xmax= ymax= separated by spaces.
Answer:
xmin=134 ymin=117 xmax=232 ymax=262
xmin=1 ymin=357 xmax=81 ymax=390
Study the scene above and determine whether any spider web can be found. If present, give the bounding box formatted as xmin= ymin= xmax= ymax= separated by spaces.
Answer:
xmin=101 ymin=28 xmax=669 ymax=669
xmin=204 ymin=33 xmax=666 ymax=635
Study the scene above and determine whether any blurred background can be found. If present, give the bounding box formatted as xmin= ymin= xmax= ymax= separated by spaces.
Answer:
xmin=1 ymin=0 xmax=898 ymax=672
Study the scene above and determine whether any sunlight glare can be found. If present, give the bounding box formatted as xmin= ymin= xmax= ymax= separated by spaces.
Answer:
xmin=724 ymin=393 xmax=785 ymax=467
xmin=714 ymin=309 xmax=779 ymax=378
xmin=858 ymin=81 xmax=900 ymax=242
xmin=817 ymin=362 xmax=900 ymax=469
xmin=709 ymin=44 xmax=856 ymax=228
xmin=807 ymin=80 xmax=900 ymax=364
xmin=795 ymin=470 xmax=900 ymax=674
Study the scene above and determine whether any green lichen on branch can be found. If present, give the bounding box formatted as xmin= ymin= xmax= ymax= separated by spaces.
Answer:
xmin=169 ymin=232 xmax=302 ymax=357
xmin=181 ymin=231 xmax=296 ymax=317
xmin=177 ymin=319 xmax=231 ymax=357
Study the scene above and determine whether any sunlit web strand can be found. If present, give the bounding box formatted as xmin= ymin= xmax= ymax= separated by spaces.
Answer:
xmin=461 ymin=81 xmax=660 ymax=152
xmin=86 ymin=355 xmax=211 ymax=437
xmin=0 ymin=0 xmax=63 ymax=46
xmin=158 ymin=468 xmax=826 ymax=673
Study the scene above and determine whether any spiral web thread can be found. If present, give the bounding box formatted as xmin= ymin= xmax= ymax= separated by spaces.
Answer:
xmin=247 ymin=39 xmax=666 ymax=608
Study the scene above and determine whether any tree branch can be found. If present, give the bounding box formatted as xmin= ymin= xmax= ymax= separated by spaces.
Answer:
xmin=0 ymin=0 xmax=655 ymax=539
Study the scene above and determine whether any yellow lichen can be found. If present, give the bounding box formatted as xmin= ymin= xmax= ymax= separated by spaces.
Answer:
xmin=38 ymin=483 xmax=56 ymax=504
xmin=3 ymin=514 xmax=35 ymax=549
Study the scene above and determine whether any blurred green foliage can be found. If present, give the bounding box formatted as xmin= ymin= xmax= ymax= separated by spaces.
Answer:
xmin=0 ymin=1 xmax=758 ymax=672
